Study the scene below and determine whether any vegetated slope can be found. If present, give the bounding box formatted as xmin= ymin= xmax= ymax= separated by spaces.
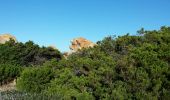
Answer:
xmin=0 ymin=40 xmax=62 ymax=88
xmin=0 ymin=40 xmax=62 ymax=66
xmin=1 ymin=26 xmax=170 ymax=100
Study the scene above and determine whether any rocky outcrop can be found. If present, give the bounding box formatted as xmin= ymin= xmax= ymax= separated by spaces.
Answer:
xmin=0 ymin=34 xmax=17 ymax=44
xmin=70 ymin=37 xmax=96 ymax=52
xmin=63 ymin=37 xmax=96 ymax=58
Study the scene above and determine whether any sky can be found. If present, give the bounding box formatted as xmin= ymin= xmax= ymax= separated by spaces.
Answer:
xmin=0 ymin=0 xmax=170 ymax=52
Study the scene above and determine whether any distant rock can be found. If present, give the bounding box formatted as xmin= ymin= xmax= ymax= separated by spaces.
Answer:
xmin=0 ymin=34 xmax=17 ymax=44
xmin=69 ymin=37 xmax=96 ymax=52
xmin=63 ymin=37 xmax=96 ymax=58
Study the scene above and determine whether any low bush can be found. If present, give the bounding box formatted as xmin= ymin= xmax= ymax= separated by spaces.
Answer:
xmin=16 ymin=66 xmax=55 ymax=93
xmin=0 ymin=64 xmax=21 ymax=85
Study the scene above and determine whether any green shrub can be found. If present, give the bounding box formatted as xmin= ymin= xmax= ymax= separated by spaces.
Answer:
xmin=16 ymin=66 xmax=55 ymax=93
xmin=0 ymin=64 xmax=22 ymax=85
xmin=3 ymin=26 xmax=170 ymax=99
xmin=0 ymin=40 xmax=62 ymax=66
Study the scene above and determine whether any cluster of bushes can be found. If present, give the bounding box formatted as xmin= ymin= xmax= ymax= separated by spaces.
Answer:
xmin=17 ymin=66 xmax=55 ymax=93
xmin=0 ymin=40 xmax=62 ymax=66
xmin=0 ymin=64 xmax=21 ymax=85
xmin=0 ymin=26 xmax=170 ymax=99
xmin=0 ymin=40 xmax=62 ymax=85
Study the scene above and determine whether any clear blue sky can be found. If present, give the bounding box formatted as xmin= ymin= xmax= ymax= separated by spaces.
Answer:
xmin=0 ymin=0 xmax=170 ymax=52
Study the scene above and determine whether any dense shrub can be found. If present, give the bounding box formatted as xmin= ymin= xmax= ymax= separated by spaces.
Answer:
xmin=1 ymin=26 xmax=170 ymax=99
xmin=45 ymin=55 xmax=116 ymax=99
xmin=45 ymin=26 xmax=170 ymax=99
xmin=16 ymin=66 xmax=55 ymax=93
xmin=0 ymin=64 xmax=21 ymax=85
xmin=0 ymin=40 xmax=62 ymax=66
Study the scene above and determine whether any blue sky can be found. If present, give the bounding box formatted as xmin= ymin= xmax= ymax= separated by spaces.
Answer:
xmin=0 ymin=0 xmax=170 ymax=51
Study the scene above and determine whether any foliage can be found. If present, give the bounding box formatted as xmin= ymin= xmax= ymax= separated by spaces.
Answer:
xmin=0 ymin=64 xmax=22 ymax=85
xmin=0 ymin=40 xmax=62 ymax=66
xmin=1 ymin=26 xmax=170 ymax=99
xmin=16 ymin=66 xmax=55 ymax=93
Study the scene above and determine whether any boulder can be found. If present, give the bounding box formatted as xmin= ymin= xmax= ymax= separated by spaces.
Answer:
xmin=0 ymin=34 xmax=17 ymax=44
xmin=69 ymin=37 xmax=96 ymax=52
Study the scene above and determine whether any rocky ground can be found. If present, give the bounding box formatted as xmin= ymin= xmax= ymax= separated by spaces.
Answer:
xmin=0 ymin=79 xmax=16 ymax=92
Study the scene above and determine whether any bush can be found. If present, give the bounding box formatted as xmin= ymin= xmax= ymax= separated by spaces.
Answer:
xmin=16 ymin=66 xmax=55 ymax=93
xmin=6 ymin=26 xmax=170 ymax=99
xmin=0 ymin=40 xmax=62 ymax=66
xmin=0 ymin=64 xmax=21 ymax=85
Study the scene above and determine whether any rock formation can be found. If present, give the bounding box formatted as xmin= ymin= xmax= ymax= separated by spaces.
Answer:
xmin=69 ymin=37 xmax=96 ymax=52
xmin=0 ymin=79 xmax=16 ymax=91
xmin=63 ymin=37 xmax=96 ymax=58
xmin=0 ymin=34 xmax=17 ymax=44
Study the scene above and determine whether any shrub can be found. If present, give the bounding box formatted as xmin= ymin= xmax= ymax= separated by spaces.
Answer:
xmin=0 ymin=40 xmax=62 ymax=66
xmin=0 ymin=64 xmax=22 ymax=85
xmin=16 ymin=66 xmax=55 ymax=93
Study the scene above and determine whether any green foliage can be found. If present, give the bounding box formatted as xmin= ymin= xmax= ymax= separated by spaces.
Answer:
xmin=0 ymin=40 xmax=62 ymax=66
xmin=16 ymin=66 xmax=55 ymax=93
xmin=1 ymin=26 xmax=170 ymax=99
xmin=44 ymin=48 xmax=116 ymax=99
xmin=45 ymin=68 xmax=94 ymax=100
xmin=0 ymin=64 xmax=22 ymax=85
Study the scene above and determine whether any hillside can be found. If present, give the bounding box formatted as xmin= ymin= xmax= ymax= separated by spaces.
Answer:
xmin=0 ymin=26 xmax=170 ymax=99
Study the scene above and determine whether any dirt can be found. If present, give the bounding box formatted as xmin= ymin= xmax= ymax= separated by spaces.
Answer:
xmin=0 ymin=79 xmax=16 ymax=92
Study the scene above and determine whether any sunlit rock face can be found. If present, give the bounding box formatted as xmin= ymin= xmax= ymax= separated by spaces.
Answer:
xmin=69 ymin=37 xmax=96 ymax=52
xmin=63 ymin=37 xmax=96 ymax=58
xmin=0 ymin=34 xmax=17 ymax=44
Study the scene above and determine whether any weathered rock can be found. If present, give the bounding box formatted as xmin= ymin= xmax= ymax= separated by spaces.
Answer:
xmin=63 ymin=37 xmax=96 ymax=58
xmin=0 ymin=34 xmax=17 ymax=44
xmin=69 ymin=37 xmax=96 ymax=52
xmin=0 ymin=79 xmax=16 ymax=91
